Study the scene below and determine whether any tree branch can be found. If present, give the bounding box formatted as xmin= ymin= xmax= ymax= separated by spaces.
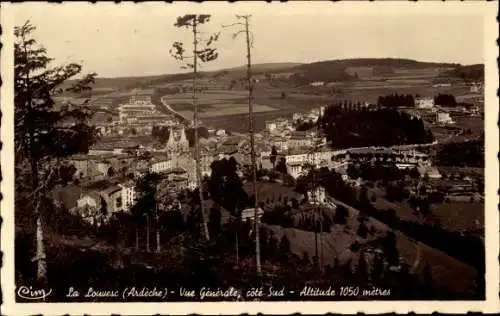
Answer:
xmin=221 ymin=22 xmax=245 ymax=28
xmin=232 ymin=30 xmax=246 ymax=40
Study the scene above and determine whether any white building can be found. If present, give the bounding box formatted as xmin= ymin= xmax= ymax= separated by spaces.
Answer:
xmin=417 ymin=165 xmax=442 ymax=179
xmin=265 ymin=117 xmax=289 ymax=133
xmin=74 ymin=192 xmax=107 ymax=226
xmin=310 ymin=81 xmax=325 ymax=87
xmin=470 ymin=82 xmax=483 ymax=93
xmin=149 ymin=158 xmax=174 ymax=173
xmin=285 ymin=152 xmax=308 ymax=165
xmin=241 ymin=207 xmax=264 ymax=222
xmin=96 ymin=161 xmax=111 ymax=175
xmin=415 ymin=97 xmax=434 ymax=109
xmin=265 ymin=121 xmax=277 ymax=132
xmin=119 ymin=181 xmax=136 ymax=212
xmin=215 ymin=129 xmax=227 ymax=137
xmin=436 ymin=112 xmax=454 ymax=125
xmin=287 ymin=162 xmax=304 ymax=179
xmin=292 ymin=112 xmax=304 ymax=121
xmin=307 ymin=186 xmax=327 ymax=204
xmin=319 ymin=105 xmax=326 ymax=116
xmin=76 ymin=192 xmax=101 ymax=210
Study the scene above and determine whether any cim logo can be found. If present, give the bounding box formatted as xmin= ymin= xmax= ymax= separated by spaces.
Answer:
xmin=17 ymin=286 xmax=52 ymax=300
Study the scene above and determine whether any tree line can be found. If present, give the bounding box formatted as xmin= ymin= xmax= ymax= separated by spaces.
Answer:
xmin=435 ymin=139 xmax=484 ymax=168
xmin=319 ymin=106 xmax=434 ymax=148
xmin=377 ymin=93 xmax=415 ymax=107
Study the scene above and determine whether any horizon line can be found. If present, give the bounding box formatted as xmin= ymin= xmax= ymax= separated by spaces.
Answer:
xmin=86 ymin=57 xmax=484 ymax=80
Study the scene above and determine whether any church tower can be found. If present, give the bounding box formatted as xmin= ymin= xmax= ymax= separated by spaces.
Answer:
xmin=166 ymin=126 xmax=176 ymax=155
xmin=167 ymin=127 xmax=175 ymax=146
xmin=179 ymin=126 xmax=189 ymax=152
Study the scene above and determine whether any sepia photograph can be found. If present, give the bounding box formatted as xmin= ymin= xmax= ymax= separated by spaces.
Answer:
xmin=1 ymin=1 xmax=498 ymax=315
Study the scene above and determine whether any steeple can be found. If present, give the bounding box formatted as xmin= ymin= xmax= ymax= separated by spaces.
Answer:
xmin=167 ymin=126 xmax=175 ymax=146
xmin=179 ymin=126 xmax=187 ymax=143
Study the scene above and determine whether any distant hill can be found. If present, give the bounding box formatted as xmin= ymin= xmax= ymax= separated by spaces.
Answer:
xmin=222 ymin=62 xmax=302 ymax=73
xmin=288 ymin=58 xmax=462 ymax=84
xmin=296 ymin=58 xmax=459 ymax=70
xmin=67 ymin=58 xmax=482 ymax=92
xmin=440 ymin=64 xmax=484 ymax=82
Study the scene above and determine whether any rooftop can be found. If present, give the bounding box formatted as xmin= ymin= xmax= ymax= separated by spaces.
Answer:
xmin=101 ymin=185 xmax=123 ymax=195
xmin=80 ymin=191 xmax=102 ymax=202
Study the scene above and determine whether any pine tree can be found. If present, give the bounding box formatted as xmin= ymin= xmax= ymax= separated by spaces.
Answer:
xmin=14 ymin=21 xmax=97 ymax=283
xmin=171 ymin=15 xmax=220 ymax=242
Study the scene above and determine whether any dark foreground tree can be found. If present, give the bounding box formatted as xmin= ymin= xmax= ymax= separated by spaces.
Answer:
xmin=15 ymin=21 xmax=98 ymax=283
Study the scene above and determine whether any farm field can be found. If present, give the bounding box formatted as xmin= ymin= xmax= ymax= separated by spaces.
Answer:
xmin=161 ymin=88 xmax=338 ymax=131
xmin=433 ymin=202 xmax=484 ymax=231
xmin=177 ymin=103 xmax=276 ymax=119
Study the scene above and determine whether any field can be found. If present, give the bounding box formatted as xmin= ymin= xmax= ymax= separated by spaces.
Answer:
xmin=161 ymin=88 xmax=338 ymax=131
xmin=80 ymin=60 xmax=483 ymax=135
xmin=177 ymin=104 xmax=276 ymax=119
xmin=368 ymin=185 xmax=484 ymax=232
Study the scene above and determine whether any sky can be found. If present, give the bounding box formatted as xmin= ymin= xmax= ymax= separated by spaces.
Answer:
xmin=5 ymin=2 xmax=488 ymax=78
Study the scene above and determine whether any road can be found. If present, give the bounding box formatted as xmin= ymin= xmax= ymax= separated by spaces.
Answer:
xmin=155 ymin=96 xmax=190 ymax=124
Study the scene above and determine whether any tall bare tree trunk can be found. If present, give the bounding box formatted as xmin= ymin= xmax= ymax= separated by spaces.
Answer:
xmin=146 ymin=214 xmax=150 ymax=252
xmin=156 ymin=229 xmax=161 ymax=253
xmin=35 ymin=214 xmax=47 ymax=282
xmin=244 ymin=16 xmax=261 ymax=275
xmin=24 ymin=38 xmax=47 ymax=282
xmin=156 ymin=212 xmax=161 ymax=253
xmin=135 ymin=226 xmax=139 ymax=251
xmin=192 ymin=21 xmax=210 ymax=242
xmin=235 ymin=231 xmax=240 ymax=266
xmin=319 ymin=207 xmax=324 ymax=272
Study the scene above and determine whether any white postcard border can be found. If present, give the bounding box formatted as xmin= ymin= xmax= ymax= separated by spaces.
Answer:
xmin=1 ymin=1 xmax=498 ymax=315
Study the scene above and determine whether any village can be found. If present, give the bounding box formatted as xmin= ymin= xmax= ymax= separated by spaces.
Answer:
xmin=57 ymin=92 xmax=471 ymax=228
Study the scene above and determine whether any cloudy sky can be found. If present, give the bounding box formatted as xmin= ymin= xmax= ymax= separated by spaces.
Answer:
xmin=4 ymin=2 xmax=490 ymax=78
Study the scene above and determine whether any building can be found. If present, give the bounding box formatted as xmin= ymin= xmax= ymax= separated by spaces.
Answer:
xmin=436 ymin=112 xmax=454 ymax=125
xmin=76 ymin=192 xmax=101 ymax=210
xmin=265 ymin=117 xmax=289 ymax=133
xmin=74 ymin=192 xmax=107 ymax=226
xmin=269 ymin=136 xmax=289 ymax=152
xmin=67 ymin=155 xmax=108 ymax=180
xmin=265 ymin=120 xmax=277 ymax=132
xmin=309 ymin=81 xmax=325 ymax=87
xmin=286 ymin=131 xmax=315 ymax=148
xmin=415 ymin=97 xmax=434 ymax=109
xmin=287 ymin=161 xmax=304 ymax=179
xmin=284 ymin=150 xmax=308 ymax=165
xmin=149 ymin=157 xmax=174 ymax=173
xmin=417 ymin=165 xmax=442 ymax=179
xmin=166 ymin=125 xmax=189 ymax=156
xmin=215 ymin=129 xmax=227 ymax=137
xmin=307 ymin=186 xmax=327 ymax=204
xmin=100 ymin=185 xmax=124 ymax=214
xmin=292 ymin=112 xmax=304 ymax=122
xmin=119 ymin=181 xmax=136 ymax=212
xmin=432 ymin=83 xmax=452 ymax=88
xmin=319 ymin=105 xmax=326 ymax=116
xmin=307 ymin=148 xmax=335 ymax=167
xmin=470 ymin=82 xmax=483 ymax=93
xmin=241 ymin=207 xmax=264 ymax=222
xmin=129 ymin=94 xmax=152 ymax=104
